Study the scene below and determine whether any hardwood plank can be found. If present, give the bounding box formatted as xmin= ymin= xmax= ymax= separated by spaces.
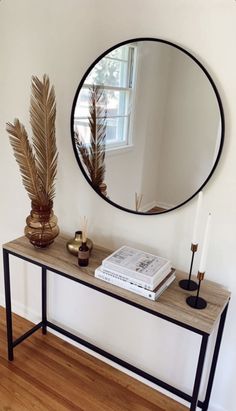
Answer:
xmin=0 ymin=307 xmax=187 ymax=411
xmin=147 ymin=207 xmax=166 ymax=213
xmin=3 ymin=235 xmax=231 ymax=333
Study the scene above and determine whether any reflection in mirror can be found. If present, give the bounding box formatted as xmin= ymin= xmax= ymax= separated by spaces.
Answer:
xmin=74 ymin=85 xmax=107 ymax=195
xmin=72 ymin=39 xmax=224 ymax=214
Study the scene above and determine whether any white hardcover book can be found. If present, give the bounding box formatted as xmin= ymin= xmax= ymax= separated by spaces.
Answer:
xmin=102 ymin=246 xmax=171 ymax=287
xmin=95 ymin=267 xmax=175 ymax=301
xmin=153 ymin=273 xmax=176 ymax=300
xmin=102 ymin=264 xmax=172 ymax=291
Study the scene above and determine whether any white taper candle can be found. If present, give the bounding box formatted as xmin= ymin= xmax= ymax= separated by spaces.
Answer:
xmin=192 ymin=191 xmax=203 ymax=245
xmin=199 ymin=213 xmax=212 ymax=273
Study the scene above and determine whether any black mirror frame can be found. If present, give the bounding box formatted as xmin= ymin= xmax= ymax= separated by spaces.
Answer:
xmin=70 ymin=37 xmax=225 ymax=215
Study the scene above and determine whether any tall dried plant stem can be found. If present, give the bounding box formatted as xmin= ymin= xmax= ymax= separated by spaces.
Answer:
xmin=6 ymin=75 xmax=58 ymax=207
xmin=75 ymin=85 xmax=107 ymax=192
xmin=30 ymin=74 xmax=58 ymax=201
xmin=6 ymin=119 xmax=46 ymax=205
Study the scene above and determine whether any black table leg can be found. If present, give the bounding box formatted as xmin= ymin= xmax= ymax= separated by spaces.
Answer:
xmin=3 ymin=249 xmax=14 ymax=361
xmin=190 ymin=333 xmax=209 ymax=410
xmin=202 ymin=303 xmax=229 ymax=410
xmin=42 ymin=266 xmax=47 ymax=334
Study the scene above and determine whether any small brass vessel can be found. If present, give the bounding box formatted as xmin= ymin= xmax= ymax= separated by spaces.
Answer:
xmin=66 ymin=231 xmax=93 ymax=256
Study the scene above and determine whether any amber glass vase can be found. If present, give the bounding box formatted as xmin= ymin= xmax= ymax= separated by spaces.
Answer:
xmin=25 ymin=201 xmax=59 ymax=248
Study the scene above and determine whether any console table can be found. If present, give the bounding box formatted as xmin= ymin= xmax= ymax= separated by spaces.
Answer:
xmin=2 ymin=235 xmax=230 ymax=411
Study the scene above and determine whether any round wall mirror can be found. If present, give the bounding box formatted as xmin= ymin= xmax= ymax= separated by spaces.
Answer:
xmin=71 ymin=38 xmax=224 ymax=214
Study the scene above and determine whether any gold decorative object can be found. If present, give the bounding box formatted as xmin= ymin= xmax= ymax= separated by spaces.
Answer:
xmin=75 ymin=84 xmax=107 ymax=195
xmin=191 ymin=243 xmax=198 ymax=253
xmin=6 ymin=74 xmax=59 ymax=248
xmin=179 ymin=242 xmax=199 ymax=291
xmin=197 ymin=271 xmax=205 ymax=281
xmin=66 ymin=230 xmax=93 ymax=256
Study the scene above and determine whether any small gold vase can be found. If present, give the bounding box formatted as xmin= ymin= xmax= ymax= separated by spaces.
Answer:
xmin=25 ymin=201 xmax=59 ymax=248
xmin=66 ymin=231 xmax=93 ymax=256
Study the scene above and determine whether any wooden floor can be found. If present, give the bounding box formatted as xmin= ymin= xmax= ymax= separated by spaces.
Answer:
xmin=147 ymin=207 xmax=166 ymax=213
xmin=0 ymin=307 xmax=187 ymax=411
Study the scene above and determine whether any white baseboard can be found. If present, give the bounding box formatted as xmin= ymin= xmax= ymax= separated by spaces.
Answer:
xmin=0 ymin=294 xmax=228 ymax=411
xmin=208 ymin=405 xmax=228 ymax=411
xmin=0 ymin=294 xmax=41 ymax=324
xmin=140 ymin=200 xmax=175 ymax=212
xmin=140 ymin=200 xmax=157 ymax=212
xmin=156 ymin=201 xmax=175 ymax=210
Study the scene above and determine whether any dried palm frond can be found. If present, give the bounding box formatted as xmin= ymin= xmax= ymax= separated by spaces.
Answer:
xmin=6 ymin=119 xmax=47 ymax=205
xmin=75 ymin=84 xmax=107 ymax=192
xmin=30 ymin=74 xmax=58 ymax=201
xmin=6 ymin=75 xmax=58 ymax=207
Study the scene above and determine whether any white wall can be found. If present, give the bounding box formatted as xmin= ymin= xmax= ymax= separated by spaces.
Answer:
xmin=0 ymin=1 xmax=236 ymax=410
xmin=157 ymin=47 xmax=220 ymax=207
xmin=136 ymin=42 xmax=171 ymax=208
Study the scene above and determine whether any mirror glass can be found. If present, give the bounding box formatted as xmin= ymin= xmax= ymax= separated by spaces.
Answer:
xmin=71 ymin=39 xmax=224 ymax=214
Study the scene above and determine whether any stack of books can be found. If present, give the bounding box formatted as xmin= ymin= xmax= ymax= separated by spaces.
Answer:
xmin=95 ymin=246 xmax=175 ymax=301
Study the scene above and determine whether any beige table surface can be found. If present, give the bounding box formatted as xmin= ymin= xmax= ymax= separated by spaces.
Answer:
xmin=3 ymin=235 xmax=231 ymax=335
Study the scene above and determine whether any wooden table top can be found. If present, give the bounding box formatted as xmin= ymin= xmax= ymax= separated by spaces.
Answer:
xmin=3 ymin=235 xmax=231 ymax=335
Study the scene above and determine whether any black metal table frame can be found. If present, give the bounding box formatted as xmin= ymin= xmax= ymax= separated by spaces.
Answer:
xmin=3 ymin=248 xmax=229 ymax=411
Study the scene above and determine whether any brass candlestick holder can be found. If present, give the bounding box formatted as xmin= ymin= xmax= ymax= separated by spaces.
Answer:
xmin=186 ymin=271 xmax=207 ymax=309
xmin=179 ymin=243 xmax=198 ymax=291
